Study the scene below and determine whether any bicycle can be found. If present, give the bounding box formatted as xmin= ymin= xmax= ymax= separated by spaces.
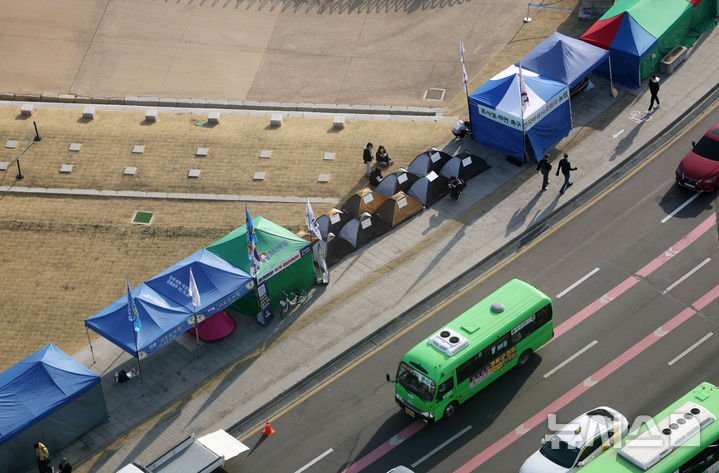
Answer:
xmin=279 ymin=287 xmax=309 ymax=318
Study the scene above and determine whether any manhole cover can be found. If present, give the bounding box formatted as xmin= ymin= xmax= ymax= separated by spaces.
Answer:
xmin=132 ymin=211 xmax=153 ymax=225
xmin=141 ymin=226 xmax=154 ymax=234
xmin=424 ymin=88 xmax=446 ymax=101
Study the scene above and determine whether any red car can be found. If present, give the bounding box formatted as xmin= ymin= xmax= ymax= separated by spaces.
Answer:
xmin=676 ymin=121 xmax=719 ymax=192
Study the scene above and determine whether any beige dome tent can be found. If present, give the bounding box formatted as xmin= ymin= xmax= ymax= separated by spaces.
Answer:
xmin=375 ymin=192 xmax=423 ymax=227
xmin=341 ymin=188 xmax=387 ymax=218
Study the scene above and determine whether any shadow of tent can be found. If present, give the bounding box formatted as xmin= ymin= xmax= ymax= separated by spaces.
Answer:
xmin=341 ymin=188 xmax=387 ymax=218
xmin=439 ymin=152 xmax=490 ymax=182
xmin=317 ymin=208 xmax=351 ymax=241
xmin=375 ymin=170 xmax=419 ymax=197
xmin=407 ymin=149 xmax=453 ymax=177
xmin=408 ymin=171 xmax=450 ymax=207
xmin=374 ymin=192 xmax=424 ymax=227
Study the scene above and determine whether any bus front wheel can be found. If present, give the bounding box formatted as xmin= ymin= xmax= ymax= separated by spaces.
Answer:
xmin=443 ymin=401 xmax=458 ymax=419
xmin=518 ymin=349 xmax=533 ymax=366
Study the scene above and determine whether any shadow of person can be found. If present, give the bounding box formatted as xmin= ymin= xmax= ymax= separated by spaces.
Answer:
xmin=611 ymin=111 xmax=650 ymax=161
xmin=505 ymin=191 xmax=542 ymax=237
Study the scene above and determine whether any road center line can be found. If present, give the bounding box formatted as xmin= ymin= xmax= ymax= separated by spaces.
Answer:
xmin=411 ymin=425 xmax=472 ymax=468
xmin=668 ymin=333 xmax=714 ymax=366
xmin=543 ymin=341 xmax=598 ymax=378
xmin=341 ymin=421 xmax=426 ymax=473
xmin=295 ymin=448 xmax=334 ymax=473
xmin=557 ymin=268 xmax=600 ymax=298
xmin=663 ymin=257 xmax=712 ymax=294
xmin=455 ymin=284 xmax=719 ymax=473
xmin=661 ymin=193 xmax=701 ymax=223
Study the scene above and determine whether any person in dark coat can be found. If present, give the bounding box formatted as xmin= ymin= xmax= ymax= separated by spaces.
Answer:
xmin=555 ymin=153 xmax=577 ymax=195
xmin=58 ymin=456 xmax=72 ymax=473
xmin=448 ymin=176 xmax=466 ymax=200
xmin=363 ymin=142 xmax=373 ymax=176
xmin=368 ymin=165 xmax=383 ymax=187
xmin=647 ymin=74 xmax=660 ymax=113
xmin=535 ymin=154 xmax=552 ymax=191
xmin=375 ymin=145 xmax=393 ymax=168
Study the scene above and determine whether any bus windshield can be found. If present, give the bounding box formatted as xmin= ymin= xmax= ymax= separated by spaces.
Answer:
xmin=539 ymin=439 xmax=579 ymax=468
xmin=396 ymin=363 xmax=436 ymax=402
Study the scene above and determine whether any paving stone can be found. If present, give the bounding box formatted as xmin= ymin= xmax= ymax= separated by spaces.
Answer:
xmin=188 ymin=169 xmax=201 ymax=178
xmin=41 ymin=92 xmax=58 ymax=102
xmin=196 ymin=147 xmax=208 ymax=157
xmin=132 ymin=145 xmax=145 ymax=154
xmin=317 ymin=173 xmax=330 ymax=183
xmin=108 ymin=97 xmax=124 ymax=105
xmin=297 ymin=103 xmax=316 ymax=112
xmin=124 ymin=96 xmax=139 ymax=105
xmin=60 ymin=164 xmax=73 ymax=173
xmin=69 ymin=143 xmax=81 ymax=152
xmin=259 ymin=150 xmax=272 ymax=159
xmin=0 ymin=92 xmax=14 ymax=100
xmin=259 ymin=101 xmax=281 ymax=111
xmin=243 ymin=100 xmax=259 ymax=109
xmin=175 ymin=98 xmax=191 ymax=107
xmin=280 ymin=102 xmax=298 ymax=111
xmin=90 ymin=97 xmax=110 ymax=104
xmin=323 ymin=152 xmax=335 ymax=161
xmin=137 ymin=96 xmax=159 ymax=106
xmin=189 ymin=98 xmax=206 ymax=108
xmin=58 ymin=94 xmax=75 ymax=103
xmin=0 ymin=162 xmax=8 ymax=170
xmin=124 ymin=167 xmax=137 ymax=175
xmin=20 ymin=104 xmax=34 ymax=116
xmin=206 ymin=99 xmax=228 ymax=108
xmin=5 ymin=140 xmax=17 ymax=149
xmin=253 ymin=172 xmax=265 ymax=181
xmin=157 ymin=97 xmax=178 ymax=107
xmin=227 ymin=100 xmax=244 ymax=109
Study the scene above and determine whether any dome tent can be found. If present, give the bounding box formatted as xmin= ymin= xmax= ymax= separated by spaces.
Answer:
xmin=316 ymin=208 xmax=351 ymax=241
xmin=326 ymin=214 xmax=390 ymax=266
xmin=375 ymin=169 xmax=419 ymax=197
xmin=407 ymin=149 xmax=453 ymax=177
xmin=341 ymin=188 xmax=387 ymax=218
xmin=374 ymin=192 xmax=424 ymax=227
xmin=408 ymin=171 xmax=450 ymax=206
xmin=439 ymin=152 xmax=490 ymax=182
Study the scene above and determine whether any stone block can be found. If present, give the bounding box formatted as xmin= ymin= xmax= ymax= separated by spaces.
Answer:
xmin=196 ymin=147 xmax=209 ymax=157
xmin=323 ymin=152 xmax=335 ymax=160
xmin=175 ymin=98 xmax=191 ymax=107
xmin=207 ymin=111 xmax=220 ymax=124
xmin=406 ymin=106 xmax=434 ymax=116
xmin=91 ymin=97 xmax=110 ymax=104
xmin=82 ymin=106 xmax=96 ymax=119
xmin=145 ymin=109 xmax=158 ymax=122
xmin=243 ymin=100 xmax=260 ymax=109
xmin=350 ymin=104 xmax=372 ymax=114
xmin=315 ymin=104 xmax=339 ymax=113
xmin=280 ymin=102 xmax=298 ymax=111
xmin=41 ymin=92 xmax=58 ymax=102
xmin=206 ymin=99 xmax=228 ymax=108
xmin=390 ymin=105 xmax=408 ymax=115
xmin=369 ymin=105 xmax=391 ymax=114
xmin=227 ymin=100 xmax=244 ymax=109
xmin=188 ymin=169 xmax=201 ymax=178
xmin=16 ymin=94 xmax=40 ymax=101
xmin=58 ymin=94 xmax=75 ymax=103
xmin=108 ymin=97 xmax=124 ymax=105
xmin=74 ymin=96 xmax=92 ymax=103
xmin=132 ymin=145 xmax=145 ymax=154
xmin=60 ymin=164 xmax=73 ymax=173
xmin=260 ymin=150 xmax=272 ymax=159
xmin=124 ymin=96 xmax=140 ymax=105
xmin=5 ymin=140 xmax=18 ymax=149
xmin=270 ymin=114 xmax=283 ymax=126
xmin=317 ymin=174 xmax=330 ymax=183
xmin=157 ymin=97 xmax=178 ymax=107
xmin=333 ymin=116 xmax=345 ymax=129
xmin=137 ymin=96 xmax=159 ymax=106
xmin=189 ymin=98 xmax=206 ymax=108
xmin=259 ymin=101 xmax=281 ymax=111
xmin=253 ymin=171 xmax=265 ymax=181
xmin=0 ymin=162 xmax=8 ymax=170
xmin=297 ymin=103 xmax=316 ymax=112
xmin=20 ymin=104 xmax=34 ymax=116
xmin=124 ymin=167 xmax=137 ymax=175
xmin=0 ymin=92 xmax=14 ymax=100
xmin=69 ymin=143 xmax=82 ymax=152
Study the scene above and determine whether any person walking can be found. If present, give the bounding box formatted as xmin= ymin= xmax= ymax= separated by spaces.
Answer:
xmin=58 ymin=456 xmax=72 ymax=473
xmin=34 ymin=442 xmax=51 ymax=473
xmin=647 ymin=74 xmax=660 ymax=113
xmin=363 ymin=142 xmax=373 ymax=176
xmin=556 ymin=153 xmax=577 ymax=195
xmin=535 ymin=154 xmax=552 ymax=191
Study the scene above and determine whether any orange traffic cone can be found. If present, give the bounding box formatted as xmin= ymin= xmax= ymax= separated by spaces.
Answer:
xmin=262 ymin=418 xmax=276 ymax=437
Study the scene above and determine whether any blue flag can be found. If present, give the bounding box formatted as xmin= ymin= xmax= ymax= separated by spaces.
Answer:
xmin=126 ymin=280 xmax=141 ymax=332
xmin=245 ymin=207 xmax=261 ymax=277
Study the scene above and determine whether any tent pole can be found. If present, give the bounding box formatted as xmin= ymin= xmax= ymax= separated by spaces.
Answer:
xmin=194 ymin=313 xmax=200 ymax=346
xmin=135 ymin=353 xmax=143 ymax=384
xmin=85 ymin=326 xmax=96 ymax=364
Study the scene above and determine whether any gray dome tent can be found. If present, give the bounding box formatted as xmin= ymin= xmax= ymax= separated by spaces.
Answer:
xmin=375 ymin=170 xmax=419 ymax=198
xmin=439 ymin=152 xmax=490 ymax=182
xmin=407 ymin=149 xmax=453 ymax=177
xmin=326 ymin=214 xmax=390 ymax=266
xmin=316 ymin=208 xmax=351 ymax=241
xmin=408 ymin=171 xmax=450 ymax=206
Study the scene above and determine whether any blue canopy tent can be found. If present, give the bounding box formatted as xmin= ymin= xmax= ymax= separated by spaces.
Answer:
xmin=468 ymin=65 xmax=572 ymax=163
xmin=518 ymin=32 xmax=610 ymax=88
xmin=85 ymin=283 xmax=194 ymax=359
xmin=0 ymin=344 xmax=107 ymax=473
xmin=145 ymin=248 xmax=255 ymax=319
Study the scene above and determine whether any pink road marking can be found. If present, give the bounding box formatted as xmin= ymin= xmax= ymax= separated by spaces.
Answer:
xmin=636 ymin=213 xmax=716 ymax=277
xmin=455 ymin=286 xmax=719 ymax=473
xmin=341 ymin=421 xmax=426 ymax=473
xmin=549 ymin=212 xmax=716 ymax=344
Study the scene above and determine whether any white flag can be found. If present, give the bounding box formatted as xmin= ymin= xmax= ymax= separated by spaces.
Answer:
xmin=306 ymin=198 xmax=322 ymax=241
xmin=518 ymin=63 xmax=530 ymax=115
xmin=188 ymin=267 xmax=201 ymax=308
xmin=460 ymin=41 xmax=468 ymax=95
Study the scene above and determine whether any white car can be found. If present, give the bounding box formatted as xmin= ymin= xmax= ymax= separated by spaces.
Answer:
xmin=519 ymin=406 xmax=628 ymax=473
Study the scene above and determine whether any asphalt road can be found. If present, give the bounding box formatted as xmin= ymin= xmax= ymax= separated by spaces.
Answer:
xmin=230 ymin=103 xmax=719 ymax=473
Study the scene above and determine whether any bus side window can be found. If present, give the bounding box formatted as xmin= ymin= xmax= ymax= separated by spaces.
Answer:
xmin=457 ymin=353 xmax=482 ymax=384
xmin=437 ymin=378 xmax=454 ymax=399
xmin=535 ymin=304 xmax=552 ymax=326
xmin=488 ymin=335 xmax=509 ymax=356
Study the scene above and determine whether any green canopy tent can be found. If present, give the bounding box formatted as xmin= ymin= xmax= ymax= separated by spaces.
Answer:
xmin=207 ymin=216 xmax=314 ymax=316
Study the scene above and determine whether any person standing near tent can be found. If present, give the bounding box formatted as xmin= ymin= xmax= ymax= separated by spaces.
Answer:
xmin=448 ymin=176 xmax=466 ymax=200
xmin=363 ymin=142 xmax=374 ymax=176
xmin=647 ymin=74 xmax=660 ymax=113
xmin=536 ymin=154 xmax=552 ymax=191
xmin=368 ymin=165 xmax=383 ymax=187
xmin=58 ymin=456 xmax=72 ymax=473
xmin=555 ymin=153 xmax=577 ymax=195
xmin=34 ymin=442 xmax=51 ymax=473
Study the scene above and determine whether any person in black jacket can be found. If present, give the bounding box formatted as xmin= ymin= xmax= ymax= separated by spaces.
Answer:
xmin=448 ymin=176 xmax=466 ymax=200
xmin=368 ymin=165 xmax=383 ymax=187
xmin=375 ymin=145 xmax=393 ymax=168
xmin=647 ymin=74 xmax=660 ymax=113
xmin=535 ymin=154 xmax=552 ymax=191
xmin=555 ymin=153 xmax=577 ymax=195
xmin=363 ymin=142 xmax=373 ymax=176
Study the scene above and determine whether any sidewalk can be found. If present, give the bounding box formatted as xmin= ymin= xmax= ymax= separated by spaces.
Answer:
xmin=68 ymin=26 xmax=719 ymax=473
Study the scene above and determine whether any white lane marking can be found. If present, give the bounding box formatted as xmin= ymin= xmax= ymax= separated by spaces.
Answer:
xmin=556 ymin=268 xmax=600 ymax=299
xmin=668 ymin=333 xmax=713 ymax=366
xmin=411 ymin=425 xmax=472 ymax=468
xmin=294 ymin=448 xmax=334 ymax=473
xmin=613 ymin=129 xmax=625 ymax=139
xmin=543 ymin=340 xmax=598 ymax=378
xmin=662 ymin=258 xmax=711 ymax=294
xmin=661 ymin=192 xmax=700 ymax=223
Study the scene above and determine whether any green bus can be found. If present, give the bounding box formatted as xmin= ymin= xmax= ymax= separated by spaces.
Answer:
xmin=580 ymin=382 xmax=719 ymax=473
xmin=388 ymin=279 xmax=553 ymax=423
